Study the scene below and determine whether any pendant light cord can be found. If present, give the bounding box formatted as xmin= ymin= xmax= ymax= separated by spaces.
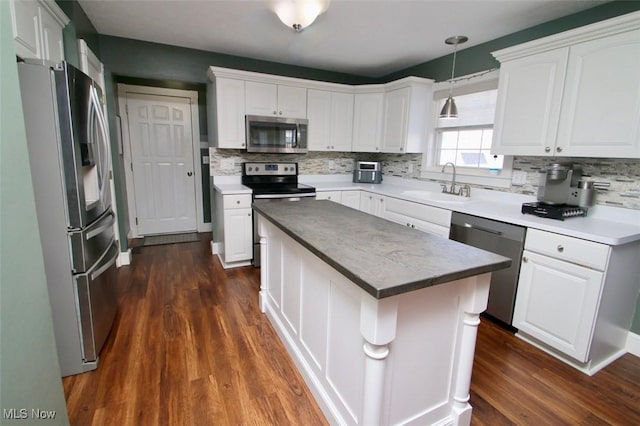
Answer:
xmin=449 ymin=43 xmax=458 ymax=97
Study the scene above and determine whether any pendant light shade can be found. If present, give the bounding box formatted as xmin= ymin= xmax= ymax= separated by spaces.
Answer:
xmin=439 ymin=35 xmax=468 ymax=119
xmin=440 ymin=95 xmax=458 ymax=119
xmin=271 ymin=0 xmax=331 ymax=32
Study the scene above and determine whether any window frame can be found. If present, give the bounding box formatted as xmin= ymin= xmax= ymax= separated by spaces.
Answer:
xmin=420 ymin=70 xmax=514 ymax=189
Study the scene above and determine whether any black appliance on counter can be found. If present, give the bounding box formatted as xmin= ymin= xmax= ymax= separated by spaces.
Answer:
xmin=242 ymin=162 xmax=316 ymax=266
xmin=521 ymin=202 xmax=588 ymax=220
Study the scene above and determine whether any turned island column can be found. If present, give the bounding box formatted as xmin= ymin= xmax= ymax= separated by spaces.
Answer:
xmin=451 ymin=273 xmax=491 ymax=426
xmin=359 ymin=294 xmax=399 ymax=426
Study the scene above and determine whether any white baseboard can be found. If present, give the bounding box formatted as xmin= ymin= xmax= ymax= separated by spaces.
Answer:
xmin=211 ymin=241 xmax=220 ymax=255
xmin=116 ymin=248 xmax=131 ymax=267
xmin=198 ymin=223 xmax=213 ymax=233
xmin=626 ymin=331 xmax=640 ymax=357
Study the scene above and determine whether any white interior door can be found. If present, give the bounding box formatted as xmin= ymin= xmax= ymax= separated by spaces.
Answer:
xmin=125 ymin=92 xmax=197 ymax=235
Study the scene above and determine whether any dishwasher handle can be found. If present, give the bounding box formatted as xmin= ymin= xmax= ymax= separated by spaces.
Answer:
xmin=462 ymin=222 xmax=503 ymax=236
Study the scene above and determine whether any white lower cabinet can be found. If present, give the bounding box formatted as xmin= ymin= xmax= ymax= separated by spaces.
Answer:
xmin=317 ymin=190 xmax=360 ymax=210
xmin=315 ymin=191 xmax=341 ymax=203
xmin=214 ymin=192 xmax=253 ymax=267
xmin=513 ymin=250 xmax=603 ymax=362
xmin=382 ymin=196 xmax=451 ymax=237
xmin=340 ymin=190 xmax=360 ymax=210
xmin=359 ymin=192 xmax=385 ymax=217
xmin=513 ymin=229 xmax=640 ymax=374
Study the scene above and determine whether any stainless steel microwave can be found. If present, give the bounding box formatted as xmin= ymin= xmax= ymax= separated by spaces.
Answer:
xmin=245 ymin=115 xmax=308 ymax=153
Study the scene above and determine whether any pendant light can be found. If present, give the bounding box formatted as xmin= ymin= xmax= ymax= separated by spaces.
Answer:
xmin=440 ymin=35 xmax=468 ymax=119
xmin=271 ymin=0 xmax=331 ymax=32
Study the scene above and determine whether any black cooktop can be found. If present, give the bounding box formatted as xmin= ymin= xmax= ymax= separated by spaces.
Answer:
xmin=522 ymin=202 xmax=587 ymax=220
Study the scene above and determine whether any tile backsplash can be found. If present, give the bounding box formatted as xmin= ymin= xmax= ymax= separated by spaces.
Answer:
xmin=209 ymin=149 xmax=640 ymax=210
xmin=509 ymin=157 xmax=640 ymax=209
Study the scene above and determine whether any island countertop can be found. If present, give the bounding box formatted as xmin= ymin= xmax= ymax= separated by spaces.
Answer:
xmin=253 ymin=199 xmax=511 ymax=299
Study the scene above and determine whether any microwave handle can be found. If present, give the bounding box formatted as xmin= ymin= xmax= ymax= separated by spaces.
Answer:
xmin=294 ymin=124 xmax=300 ymax=148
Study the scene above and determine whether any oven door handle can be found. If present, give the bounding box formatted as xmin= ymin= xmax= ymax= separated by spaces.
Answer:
xmin=253 ymin=193 xmax=316 ymax=200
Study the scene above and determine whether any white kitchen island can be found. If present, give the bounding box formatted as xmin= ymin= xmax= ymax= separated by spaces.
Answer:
xmin=254 ymin=200 xmax=511 ymax=426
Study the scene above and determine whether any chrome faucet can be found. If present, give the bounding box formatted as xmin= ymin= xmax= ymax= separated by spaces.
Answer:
xmin=441 ymin=162 xmax=457 ymax=194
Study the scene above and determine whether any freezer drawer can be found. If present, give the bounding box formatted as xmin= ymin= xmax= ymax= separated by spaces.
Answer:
xmin=76 ymin=241 xmax=118 ymax=362
xmin=69 ymin=210 xmax=115 ymax=273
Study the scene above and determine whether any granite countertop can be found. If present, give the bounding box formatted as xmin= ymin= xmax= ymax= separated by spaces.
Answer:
xmin=253 ymin=199 xmax=512 ymax=299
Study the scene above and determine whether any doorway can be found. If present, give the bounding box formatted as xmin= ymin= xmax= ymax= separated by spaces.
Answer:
xmin=118 ymin=85 xmax=205 ymax=237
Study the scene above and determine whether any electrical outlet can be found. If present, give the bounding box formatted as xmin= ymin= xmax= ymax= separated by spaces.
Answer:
xmin=511 ymin=170 xmax=528 ymax=186
xmin=407 ymin=163 xmax=414 ymax=173
xmin=328 ymin=160 xmax=335 ymax=171
xmin=202 ymin=156 xmax=210 ymax=165
xmin=221 ymin=158 xmax=235 ymax=170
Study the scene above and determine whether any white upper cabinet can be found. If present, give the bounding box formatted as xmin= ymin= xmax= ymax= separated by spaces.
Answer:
xmin=307 ymin=89 xmax=331 ymax=151
xmin=492 ymin=49 xmax=568 ymax=156
xmin=207 ymin=67 xmax=431 ymax=153
xmin=352 ymin=91 xmax=384 ymax=152
xmin=209 ymin=77 xmax=246 ymax=149
xmin=557 ymin=29 xmax=640 ymax=157
xmin=78 ymin=39 xmax=105 ymax=90
xmin=307 ymin=89 xmax=354 ymax=151
xmin=245 ymin=81 xmax=307 ymax=118
xmin=10 ymin=0 xmax=68 ymax=63
xmin=492 ymin=12 xmax=640 ymax=158
xmin=381 ymin=78 xmax=433 ymax=154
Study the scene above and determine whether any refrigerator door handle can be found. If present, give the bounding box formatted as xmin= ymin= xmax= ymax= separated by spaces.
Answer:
xmin=86 ymin=211 xmax=115 ymax=240
xmin=91 ymin=244 xmax=118 ymax=281
xmin=89 ymin=85 xmax=111 ymax=205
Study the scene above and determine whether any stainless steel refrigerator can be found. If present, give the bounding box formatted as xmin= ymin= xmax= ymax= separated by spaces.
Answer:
xmin=18 ymin=61 xmax=118 ymax=377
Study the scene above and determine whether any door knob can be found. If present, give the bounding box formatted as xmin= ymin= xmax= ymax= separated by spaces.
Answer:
xmin=187 ymin=172 xmax=193 ymax=176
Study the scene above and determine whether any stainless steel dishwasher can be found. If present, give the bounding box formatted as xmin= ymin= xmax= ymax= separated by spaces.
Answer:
xmin=449 ymin=212 xmax=526 ymax=327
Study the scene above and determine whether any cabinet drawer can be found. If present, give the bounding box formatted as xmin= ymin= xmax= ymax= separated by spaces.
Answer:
xmin=384 ymin=196 xmax=451 ymax=227
xmin=525 ymin=229 xmax=609 ymax=270
xmin=223 ymin=194 xmax=252 ymax=209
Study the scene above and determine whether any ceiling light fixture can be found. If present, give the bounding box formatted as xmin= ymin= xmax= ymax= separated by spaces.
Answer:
xmin=440 ymin=35 xmax=468 ymax=119
xmin=271 ymin=0 xmax=331 ymax=32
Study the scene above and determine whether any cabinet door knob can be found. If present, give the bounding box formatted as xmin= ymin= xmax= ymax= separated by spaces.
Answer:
xmin=273 ymin=110 xmax=277 ymax=115
xmin=556 ymin=146 xmax=563 ymax=153
xmin=523 ymin=257 xmax=528 ymax=263
xmin=187 ymin=172 xmax=193 ymax=176
xmin=236 ymin=200 xmax=240 ymax=204
xmin=248 ymin=213 xmax=251 ymax=216
xmin=545 ymin=146 xmax=551 ymax=152
xmin=557 ymin=245 xmax=564 ymax=253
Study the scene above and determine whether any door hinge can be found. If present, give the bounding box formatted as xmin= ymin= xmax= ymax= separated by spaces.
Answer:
xmin=135 ymin=217 xmax=138 ymax=225
xmin=130 ymin=162 xmax=133 ymax=172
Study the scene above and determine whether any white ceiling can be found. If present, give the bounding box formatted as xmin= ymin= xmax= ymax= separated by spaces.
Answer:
xmin=78 ymin=0 xmax=608 ymax=78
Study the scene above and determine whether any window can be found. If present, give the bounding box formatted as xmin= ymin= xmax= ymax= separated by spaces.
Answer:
xmin=438 ymin=126 xmax=503 ymax=171
xmin=421 ymin=77 xmax=513 ymax=188
xmin=435 ymin=89 xmax=503 ymax=170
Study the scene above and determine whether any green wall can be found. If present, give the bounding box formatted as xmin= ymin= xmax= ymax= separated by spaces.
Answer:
xmin=0 ymin=2 xmax=69 ymax=423
xmin=383 ymin=1 xmax=640 ymax=82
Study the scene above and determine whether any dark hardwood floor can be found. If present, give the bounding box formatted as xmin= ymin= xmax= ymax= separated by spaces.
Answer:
xmin=63 ymin=234 xmax=640 ymax=425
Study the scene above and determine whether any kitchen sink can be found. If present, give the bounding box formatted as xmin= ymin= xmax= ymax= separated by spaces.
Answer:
xmin=400 ymin=190 xmax=473 ymax=204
